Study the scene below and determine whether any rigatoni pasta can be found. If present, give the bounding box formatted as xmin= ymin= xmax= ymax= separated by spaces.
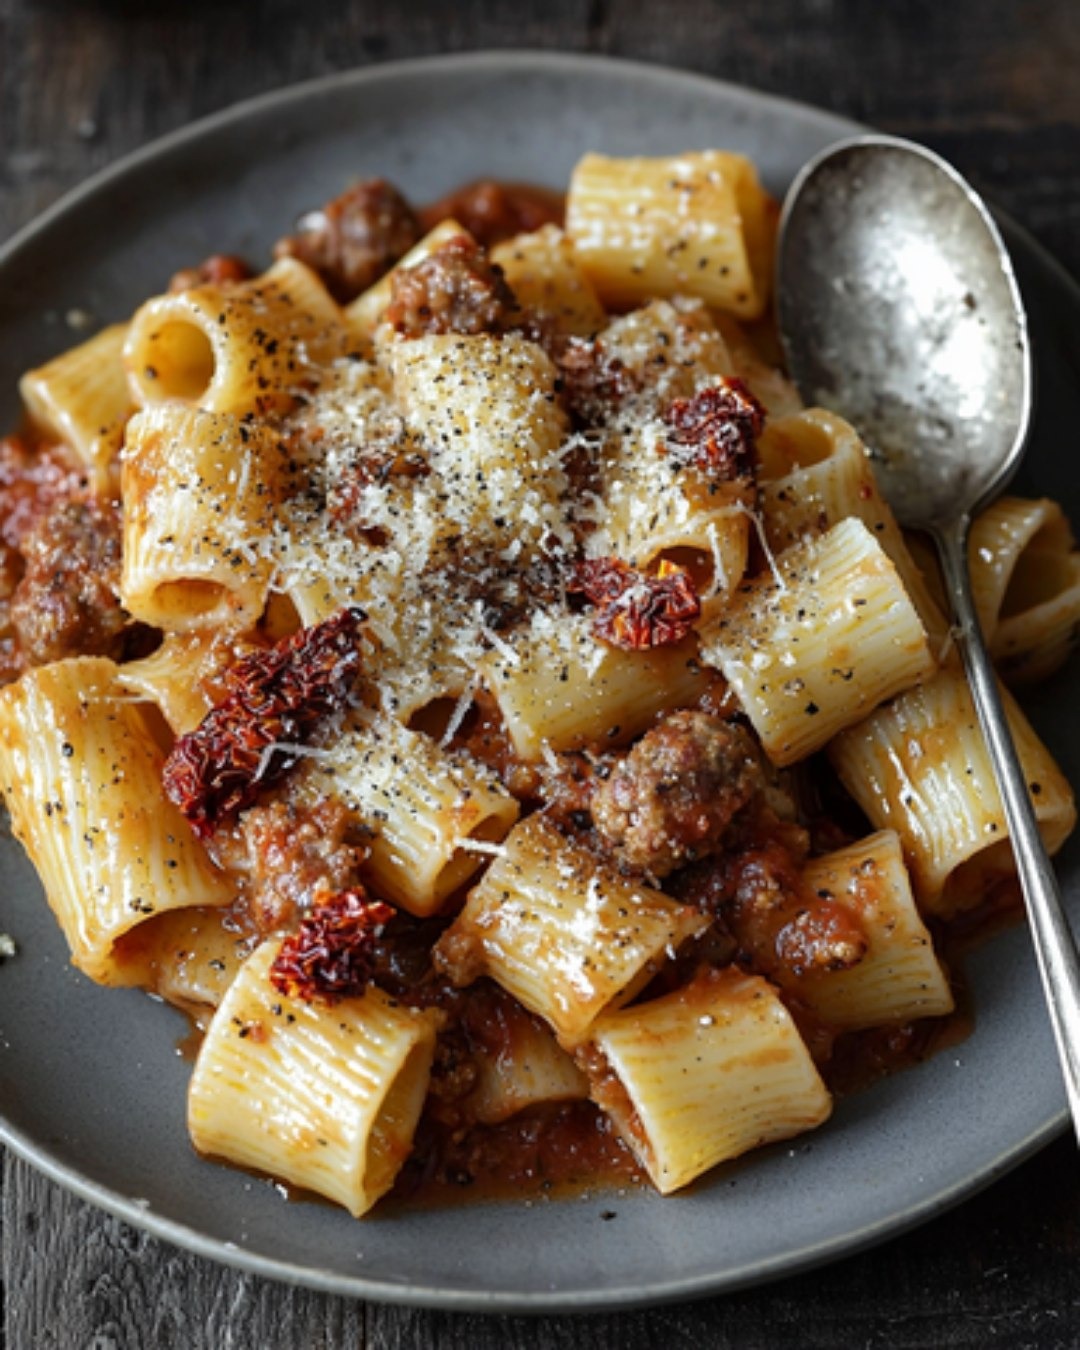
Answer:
xmin=490 ymin=225 xmax=607 ymax=337
xmin=0 ymin=657 xmax=233 ymax=984
xmin=829 ymin=666 xmax=1076 ymax=915
xmin=439 ymin=814 xmax=708 ymax=1044
xmin=795 ymin=832 xmax=954 ymax=1029
xmin=121 ymin=405 xmax=283 ymax=630
xmin=700 ymin=517 xmax=936 ymax=765
xmin=188 ymin=938 xmax=439 ymax=1216
xmin=481 ymin=612 xmax=710 ymax=760
xmin=297 ymin=711 xmax=520 ymax=917
xmin=19 ymin=322 xmax=132 ymax=489
xmin=758 ymin=408 xmax=949 ymax=651
xmin=967 ymin=496 xmax=1080 ymax=684
xmin=583 ymin=968 xmax=831 ymax=1193
xmin=0 ymin=149 xmax=1074 ymax=1222
xmin=566 ymin=151 xmax=774 ymax=317
xmin=124 ymin=256 xmax=346 ymax=414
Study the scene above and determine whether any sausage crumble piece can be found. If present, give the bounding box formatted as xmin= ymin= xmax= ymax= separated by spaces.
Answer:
xmin=274 ymin=177 xmax=422 ymax=303
xmin=774 ymin=900 xmax=869 ymax=977
xmin=0 ymin=434 xmax=87 ymax=551
xmin=675 ymin=834 xmax=868 ymax=981
xmin=554 ymin=336 xmax=637 ymax=427
xmin=241 ymin=795 xmax=370 ymax=936
xmin=168 ymin=254 xmax=253 ymax=293
xmin=591 ymin=710 xmax=763 ymax=877
xmin=418 ymin=180 xmax=564 ymax=249
xmin=9 ymin=496 xmax=128 ymax=667
xmin=385 ymin=235 xmax=518 ymax=338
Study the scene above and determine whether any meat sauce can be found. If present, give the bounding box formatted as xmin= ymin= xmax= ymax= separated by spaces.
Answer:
xmin=1 ymin=175 xmax=1002 ymax=1211
xmin=418 ymin=180 xmax=565 ymax=249
xmin=0 ymin=433 xmax=130 ymax=682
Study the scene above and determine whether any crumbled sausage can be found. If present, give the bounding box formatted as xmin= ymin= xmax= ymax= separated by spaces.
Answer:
xmin=432 ymin=922 xmax=487 ymax=989
xmin=674 ymin=834 xmax=867 ymax=982
xmin=591 ymin=711 xmax=762 ymax=877
xmin=0 ymin=435 xmax=86 ymax=552
xmin=241 ymin=796 xmax=370 ymax=934
xmin=274 ymin=178 xmax=422 ymax=302
xmin=774 ymin=901 xmax=868 ymax=976
xmin=554 ymin=336 xmax=637 ymax=426
xmin=168 ymin=254 xmax=253 ymax=293
xmin=426 ymin=1031 xmax=482 ymax=1126
xmin=0 ymin=544 xmax=25 ymax=685
xmin=9 ymin=496 xmax=127 ymax=666
xmin=419 ymin=180 xmax=564 ymax=249
xmin=385 ymin=235 xmax=517 ymax=338
xmin=538 ymin=750 xmax=610 ymax=834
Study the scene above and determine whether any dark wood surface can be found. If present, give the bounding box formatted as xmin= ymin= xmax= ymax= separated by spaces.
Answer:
xmin=2 ymin=1 xmax=1079 ymax=1345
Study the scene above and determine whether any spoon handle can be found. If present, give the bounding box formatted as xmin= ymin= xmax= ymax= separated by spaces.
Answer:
xmin=937 ymin=518 xmax=1080 ymax=1145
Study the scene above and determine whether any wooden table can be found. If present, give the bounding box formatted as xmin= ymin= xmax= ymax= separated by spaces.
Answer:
xmin=2 ymin=1 xmax=1079 ymax=1344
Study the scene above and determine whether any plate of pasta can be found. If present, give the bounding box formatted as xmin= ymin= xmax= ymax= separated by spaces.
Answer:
xmin=1 ymin=51 xmax=1079 ymax=1311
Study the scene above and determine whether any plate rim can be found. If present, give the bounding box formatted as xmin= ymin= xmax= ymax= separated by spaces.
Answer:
xmin=0 ymin=47 xmax=1077 ymax=1313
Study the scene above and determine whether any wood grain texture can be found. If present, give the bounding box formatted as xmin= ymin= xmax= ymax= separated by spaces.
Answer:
xmin=3 ymin=1155 xmax=366 ymax=1349
xmin=1 ymin=0 xmax=1079 ymax=276
xmin=2 ymin=0 xmax=1079 ymax=1345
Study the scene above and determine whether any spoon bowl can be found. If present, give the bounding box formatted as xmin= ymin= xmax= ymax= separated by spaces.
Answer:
xmin=777 ymin=134 xmax=1080 ymax=1144
xmin=777 ymin=135 xmax=1031 ymax=531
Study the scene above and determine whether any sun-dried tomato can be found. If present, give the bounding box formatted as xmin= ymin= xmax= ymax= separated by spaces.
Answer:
xmin=568 ymin=556 xmax=701 ymax=650
xmin=662 ymin=377 xmax=764 ymax=480
xmin=162 ymin=607 xmax=365 ymax=839
xmin=270 ymin=888 xmax=395 ymax=1003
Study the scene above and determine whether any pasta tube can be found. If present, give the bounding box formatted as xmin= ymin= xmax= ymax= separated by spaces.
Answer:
xmin=124 ymin=257 xmax=345 ymax=414
xmin=829 ymin=666 xmax=1076 ymax=914
xmin=967 ymin=496 xmax=1080 ymax=684
xmin=759 ymin=408 xmax=948 ymax=651
xmin=19 ymin=323 xmax=131 ymax=486
xmin=567 ymin=151 xmax=775 ymax=318
xmin=438 ymin=814 xmax=708 ymax=1044
xmin=0 ymin=657 xmax=233 ymax=984
xmin=188 ymin=939 xmax=439 ymax=1217
xmin=388 ymin=331 xmax=569 ymax=556
xmin=701 ymin=517 xmax=936 ymax=765
xmin=121 ymin=404 xmax=282 ymax=630
xmin=490 ymin=225 xmax=607 ymax=337
xmin=584 ymin=968 xmax=831 ymax=1194
xmin=796 ymin=831 xmax=954 ymax=1029
xmin=299 ymin=713 xmax=519 ymax=918
xmin=481 ymin=611 xmax=711 ymax=761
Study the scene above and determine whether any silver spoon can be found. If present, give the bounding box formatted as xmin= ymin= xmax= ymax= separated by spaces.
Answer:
xmin=776 ymin=133 xmax=1080 ymax=1143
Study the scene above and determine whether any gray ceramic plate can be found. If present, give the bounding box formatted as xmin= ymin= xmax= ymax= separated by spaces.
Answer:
xmin=1 ymin=52 xmax=1078 ymax=1313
